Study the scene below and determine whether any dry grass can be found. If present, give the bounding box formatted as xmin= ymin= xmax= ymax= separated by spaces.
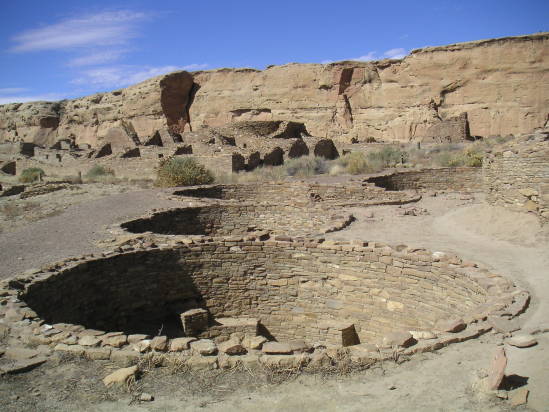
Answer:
xmin=0 ymin=201 xmax=40 ymax=219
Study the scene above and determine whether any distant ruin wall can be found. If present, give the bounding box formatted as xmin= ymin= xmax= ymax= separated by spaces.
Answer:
xmin=366 ymin=168 xmax=483 ymax=192
xmin=484 ymin=138 xmax=549 ymax=223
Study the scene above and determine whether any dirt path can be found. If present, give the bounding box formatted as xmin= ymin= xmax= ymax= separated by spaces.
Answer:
xmin=329 ymin=193 xmax=549 ymax=411
xmin=0 ymin=188 xmax=181 ymax=279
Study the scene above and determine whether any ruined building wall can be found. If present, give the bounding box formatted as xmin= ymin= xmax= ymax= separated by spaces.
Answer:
xmin=484 ymin=137 xmax=549 ymax=223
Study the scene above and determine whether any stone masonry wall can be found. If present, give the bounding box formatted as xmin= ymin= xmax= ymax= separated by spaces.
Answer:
xmin=484 ymin=134 xmax=549 ymax=223
xmin=21 ymin=239 xmax=495 ymax=346
xmin=120 ymin=204 xmax=354 ymax=237
xmin=366 ymin=167 xmax=483 ymax=192
xmin=174 ymin=181 xmax=421 ymax=207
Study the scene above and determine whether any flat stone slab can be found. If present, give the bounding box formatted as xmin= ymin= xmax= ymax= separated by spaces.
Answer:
xmin=506 ymin=334 xmax=537 ymax=348
xmin=486 ymin=347 xmax=507 ymax=391
xmin=262 ymin=342 xmax=293 ymax=355
xmin=0 ymin=356 xmax=47 ymax=375
xmin=216 ymin=317 xmax=258 ymax=327
xmin=488 ymin=316 xmax=521 ymax=334
xmin=4 ymin=347 xmax=40 ymax=360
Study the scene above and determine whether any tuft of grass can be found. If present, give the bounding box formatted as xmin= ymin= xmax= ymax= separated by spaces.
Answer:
xmin=155 ymin=156 xmax=214 ymax=187
xmin=19 ymin=168 xmax=45 ymax=183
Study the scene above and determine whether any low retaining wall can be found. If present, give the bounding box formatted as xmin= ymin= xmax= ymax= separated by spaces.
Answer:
xmin=366 ymin=168 xmax=482 ymax=192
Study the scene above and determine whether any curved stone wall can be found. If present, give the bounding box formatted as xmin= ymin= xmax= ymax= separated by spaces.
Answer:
xmin=120 ymin=204 xmax=355 ymax=237
xmin=18 ymin=238 xmax=519 ymax=347
xmin=172 ymin=181 xmax=421 ymax=206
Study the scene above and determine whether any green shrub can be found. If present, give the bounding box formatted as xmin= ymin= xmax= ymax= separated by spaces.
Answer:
xmin=283 ymin=156 xmax=328 ymax=177
xmin=85 ymin=165 xmax=114 ymax=179
xmin=462 ymin=148 xmax=483 ymax=167
xmin=368 ymin=146 xmax=408 ymax=167
xmin=155 ymin=156 xmax=214 ymax=187
xmin=341 ymin=152 xmax=372 ymax=174
xmin=19 ymin=168 xmax=45 ymax=183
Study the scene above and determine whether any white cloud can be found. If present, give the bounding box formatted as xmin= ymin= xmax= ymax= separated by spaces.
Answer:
xmin=10 ymin=10 xmax=146 ymax=52
xmin=71 ymin=64 xmax=209 ymax=88
xmin=383 ymin=48 xmax=407 ymax=59
xmin=67 ymin=50 xmax=128 ymax=67
xmin=325 ymin=48 xmax=409 ymax=64
xmin=181 ymin=63 xmax=209 ymax=71
xmin=0 ymin=93 xmax=67 ymax=104
xmin=0 ymin=87 xmax=29 ymax=94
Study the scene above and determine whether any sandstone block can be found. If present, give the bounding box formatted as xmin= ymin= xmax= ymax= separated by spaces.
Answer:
xmin=150 ymin=336 xmax=168 ymax=352
xmin=190 ymin=339 xmax=218 ymax=356
xmin=262 ymin=342 xmax=293 ymax=355
xmin=486 ymin=347 xmax=507 ymax=391
xmin=110 ymin=350 xmax=141 ymax=367
xmin=218 ymin=339 xmax=247 ymax=355
xmin=103 ymin=365 xmax=138 ymax=387
xmin=169 ymin=337 xmax=197 ymax=352
xmin=435 ymin=318 xmax=466 ymax=333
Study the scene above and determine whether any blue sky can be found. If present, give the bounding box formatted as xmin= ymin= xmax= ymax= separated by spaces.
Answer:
xmin=1 ymin=0 xmax=547 ymax=104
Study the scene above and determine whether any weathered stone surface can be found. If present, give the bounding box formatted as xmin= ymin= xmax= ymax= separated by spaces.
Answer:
xmin=509 ymin=388 xmax=529 ymax=406
xmin=260 ymin=354 xmax=310 ymax=368
xmin=0 ymin=356 xmax=47 ymax=375
xmin=150 ymin=336 xmax=168 ymax=352
xmin=79 ymin=335 xmax=101 ymax=347
xmin=103 ymin=365 xmax=138 ymax=387
xmin=102 ymin=335 xmax=128 ymax=348
xmin=506 ymin=334 xmax=537 ymax=348
xmin=186 ymin=356 xmax=218 ymax=370
xmin=85 ymin=347 xmax=111 ymax=360
xmin=4 ymin=347 xmax=40 ymax=360
xmin=410 ymin=330 xmax=437 ymax=340
xmin=382 ymin=331 xmax=416 ymax=348
xmin=262 ymin=342 xmax=293 ymax=355
xmin=435 ymin=318 xmax=466 ymax=333
xmin=190 ymin=339 xmax=218 ymax=356
xmin=242 ymin=335 xmax=267 ymax=350
xmin=218 ymin=339 xmax=247 ymax=355
xmin=2 ymin=34 xmax=546 ymax=147
xmin=486 ymin=347 xmax=507 ymax=391
xmin=169 ymin=337 xmax=197 ymax=352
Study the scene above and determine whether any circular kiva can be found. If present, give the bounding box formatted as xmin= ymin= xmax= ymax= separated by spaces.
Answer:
xmin=120 ymin=204 xmax=355 ymax=238
xmin=3 ymin=238 xmax=528 ymax=368
xmin=171 ymin=181 xmax=421 ymax=207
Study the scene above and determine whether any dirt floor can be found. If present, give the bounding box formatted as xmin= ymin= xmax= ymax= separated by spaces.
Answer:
xmin=1 ymin=182 xmax=548 ymax=411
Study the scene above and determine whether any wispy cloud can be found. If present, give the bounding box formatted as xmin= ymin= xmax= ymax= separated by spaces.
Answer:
xmin=67 ymin=50 xmax=129 ymax=67
xmin=0 ymin=92 xmax=67 ymax=104
xmin=71 ymin=64 xmax=209 ymax=88
xmin=0 ymin=87 xmax=29 ymax=94
xmin=10 ymin=10 xmax=146 ymax=52
xmin=323 ymin=48 xmax=409 ymax=64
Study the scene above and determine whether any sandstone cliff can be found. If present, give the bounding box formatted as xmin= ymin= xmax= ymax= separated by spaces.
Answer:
xmin=0 ymin=33 xmax=547 ymax=147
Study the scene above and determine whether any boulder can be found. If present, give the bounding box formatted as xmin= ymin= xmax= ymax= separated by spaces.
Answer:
xmin=435 ymin=318 xmax=466 ymax=333
xmin=218 ymin=339 xmax=247 ymax=355
xmin=486 ymin=347 xmax=507 ymax=391
xmin=381 ymin=331 xmax=416 ymax=348
xmin=313 ymin=139 xmax=339 ymax=160
xmin=506 ymin=334 xmax=537 ymax=348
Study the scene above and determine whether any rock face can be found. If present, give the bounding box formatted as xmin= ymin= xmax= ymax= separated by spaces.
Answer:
xmin=0 ymin=71 xmax=193 ymax=148
xmin=0 ymin=33 xmax=547 ymax=146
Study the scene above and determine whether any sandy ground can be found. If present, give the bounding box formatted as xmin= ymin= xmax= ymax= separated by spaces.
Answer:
xmin=1 ymin=186 xmax=548 ymax=411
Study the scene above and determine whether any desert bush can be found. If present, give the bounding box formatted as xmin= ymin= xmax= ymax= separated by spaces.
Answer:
xmin=155 ymin=156 xmax=214 ymax=187
xmin=462 ymin=148 xmax=483 ymax=167
xmin=19 ymin=168 xmax=45 ymax=183
xmin=85 ymin=165 xmax=114 ymax=179
xmin=368 ymin=146 xmax=408 ymax=168
xmin=283 ymin=156 xmax=329 ymax=177
xmin=335 ymin=152 xmax=373 ymax=175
